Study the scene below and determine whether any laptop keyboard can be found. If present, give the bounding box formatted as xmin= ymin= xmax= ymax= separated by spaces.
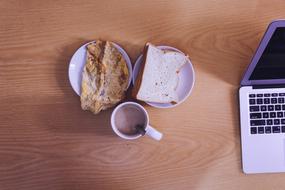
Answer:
xmin=249 ymin=93 xmax=285 ymax=134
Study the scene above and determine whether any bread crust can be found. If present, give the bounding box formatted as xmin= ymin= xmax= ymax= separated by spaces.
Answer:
xmin=132 ymin=43 xmax=150 ymax=99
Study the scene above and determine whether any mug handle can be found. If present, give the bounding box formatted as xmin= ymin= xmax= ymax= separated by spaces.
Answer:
xmin=145 ymin=125 xmax=163 ymax=141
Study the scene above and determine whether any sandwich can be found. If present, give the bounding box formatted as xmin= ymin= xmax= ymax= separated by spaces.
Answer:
xmin=80 ymin=40 xmax=129 ymax=114
xmin=133 ymin=43 xmax=187 ymax=104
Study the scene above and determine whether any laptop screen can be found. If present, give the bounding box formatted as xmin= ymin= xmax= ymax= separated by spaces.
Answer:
xmin=249 ymin=27 xmax=285 ymax=80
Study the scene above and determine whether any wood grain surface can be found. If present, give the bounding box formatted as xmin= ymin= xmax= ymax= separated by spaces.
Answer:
xmin=1 ymin=0 xmax=285 ymax=189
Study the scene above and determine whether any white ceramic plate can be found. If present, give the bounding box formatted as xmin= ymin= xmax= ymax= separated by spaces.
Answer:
xmin=68 ymin=41 xmax=133 ymax=95
xmin=132 ymin=45 xmax=195 ymax=108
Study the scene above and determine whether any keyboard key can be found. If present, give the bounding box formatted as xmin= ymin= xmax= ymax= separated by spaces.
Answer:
xmin=270 ymin=112 xmax=276 ymax=118
xmin=272 ymin=93 xmax=278 ymax=97
xmin=264 ymin=93 xmax=270 ymax=97
xmin=261 ymin=105 xmax=267 ymax=111
xmin=250 ymin=120 xmax=265 ymax=126
xmin=279 ymin=93 xmax=285 ymax=96
xmin=249 ymin=94 xmax=256 ymax=98
xmin=273 ymin=126 xmax=281 ymax=133
xmin=282 ymin=105 xmax=285 ymax=110
xmin=258 ymin=127 xmax=264 ymax=134
xmin=264 ymin=98 xmax=270 ymax=104
xmin=263 ymin=112 xmax=269 ymax=118
xmin=271 ymin=98 xmax=277 ymax=104
xmin=281 ymin=119 xmax=285 ymax=124
xmin=265 ymin=126 xmax=271 ymax=133
xmin=250 ymin=106 xmax=259 ymax=112
xmin=257 ymin=94 xmax=263 ymax=97
xmin=251 ymin=127 xmax=257 ymax=134
xmin=250 ymin=113 xmax=262 ymax=119
xmin=274 ymin=119 xmax=280 ymax=125
xmin=277 ymin=112 xmax=283 ymax=118
xmin=282 ymin=126 xmax=285 ymax=133
xmin=268 ymin=105 xmax=274 ymax=111
xmin=249 ymin=99 xmax=256 ymax=105
xmin=278 ymin=98 xmax=285 ymax=103
xmin=275 ymin=105 xmax=281 ymax=111
xmin=257 ymin=99 xmax=263 ymax=104
xmin=267 ymin=119 xmax=273 ymax=125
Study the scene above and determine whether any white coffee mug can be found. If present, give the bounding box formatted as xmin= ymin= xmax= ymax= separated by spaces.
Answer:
xmin=111 ymin=102 xmax=163 ymax=141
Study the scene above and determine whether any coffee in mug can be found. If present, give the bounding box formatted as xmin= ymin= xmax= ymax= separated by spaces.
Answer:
xmin=111 ymin=102 xmax=162 ymax=140
xmin=114 ymin=105 xmax=147 ymax=136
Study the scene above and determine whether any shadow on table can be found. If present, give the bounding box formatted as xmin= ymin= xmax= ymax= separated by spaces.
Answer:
xmin=190 ymin=21 xmax=264 ymax=86
xmin=229 ymin=87 xmax=243 ymax=172
xmin=189 ymin=20 xmax=265 ymax=174
xmin=48 ymin=38 xmax=148 ymax=137
xmin=42 ymin=38 xmax=114 ymax=137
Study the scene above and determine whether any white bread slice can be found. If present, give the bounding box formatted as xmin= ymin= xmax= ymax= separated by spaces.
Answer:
xmin=134 ymin=43 xmax=187 ymax=104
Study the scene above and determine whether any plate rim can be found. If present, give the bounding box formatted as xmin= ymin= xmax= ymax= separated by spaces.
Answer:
xmin=68 ymin=40 xmax=133 ymax=96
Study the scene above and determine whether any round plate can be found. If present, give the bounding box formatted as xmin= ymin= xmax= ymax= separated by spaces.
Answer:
xmin=68 ymin=41 xmax=133 ymax=95
xmin=132 ymin=45 xmax=195 ymax=108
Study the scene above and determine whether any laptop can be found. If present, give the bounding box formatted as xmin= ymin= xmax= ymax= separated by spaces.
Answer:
xmin=239 ymin=20 xmax=285 ymax=174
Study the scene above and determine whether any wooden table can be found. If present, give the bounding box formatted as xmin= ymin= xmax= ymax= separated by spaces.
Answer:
xmin=1 ymin=0 xmax=285 ymax=189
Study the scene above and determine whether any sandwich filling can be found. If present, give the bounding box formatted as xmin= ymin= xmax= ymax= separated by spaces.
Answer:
xmin=81 ymin=40 xmax=129 ymax=114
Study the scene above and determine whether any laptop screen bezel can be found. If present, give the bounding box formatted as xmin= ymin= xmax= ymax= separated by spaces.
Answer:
xmin=241 ymin=20 xmax=285 ymax=86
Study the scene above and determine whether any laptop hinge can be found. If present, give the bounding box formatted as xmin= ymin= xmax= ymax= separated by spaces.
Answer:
xmin=253 ymin=84 xmax=285 ymax=89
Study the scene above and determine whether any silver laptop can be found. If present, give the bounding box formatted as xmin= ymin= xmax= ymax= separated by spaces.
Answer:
xmin=239 ymin=20 xmax=285 ymax=174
